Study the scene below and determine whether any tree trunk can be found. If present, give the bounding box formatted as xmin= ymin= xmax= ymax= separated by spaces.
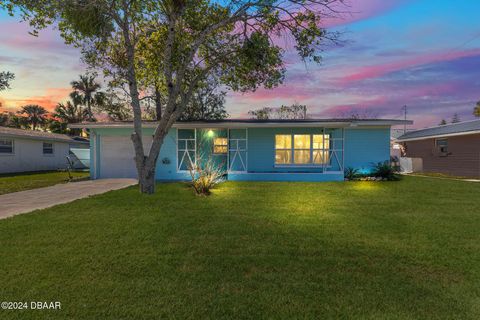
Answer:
xmin=155 ymin=87 xmax=162 ymax=120
xmin=138 ymin=167 xmax=156 ymax=194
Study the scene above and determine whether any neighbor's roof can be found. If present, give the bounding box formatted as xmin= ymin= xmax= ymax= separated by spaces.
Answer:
xmin=70 ymin=118 xmax=412 ymax=129
xmin=0 ymin=126 xmax=89 ymax=144
xmin=397 ymin=119 xmax=480 ymax=142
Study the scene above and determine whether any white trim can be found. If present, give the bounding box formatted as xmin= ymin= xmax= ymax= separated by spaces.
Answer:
xmin=397 ymin=130 xmax=480 ymax=142
xmin=70 ymin=120 xmax=411 ymax=129
xmin=91 ymin=132 xmax=97 ymax=179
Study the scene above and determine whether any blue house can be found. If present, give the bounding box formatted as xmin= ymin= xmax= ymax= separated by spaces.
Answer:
xmin=72 ymin=119 xmax=411 ymax=182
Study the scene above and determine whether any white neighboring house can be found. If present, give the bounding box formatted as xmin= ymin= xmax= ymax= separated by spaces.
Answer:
xmin=0 ymin=127 xmax=89 ymax=174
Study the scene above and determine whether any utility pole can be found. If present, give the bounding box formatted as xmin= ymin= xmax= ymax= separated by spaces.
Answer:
xmin=402 ymin=105 xmax=407 ymax=134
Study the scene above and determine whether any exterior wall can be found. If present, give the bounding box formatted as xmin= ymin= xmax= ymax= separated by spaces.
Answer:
xmin=344 ymin=127 xmax=391 ymax=173
xmin=403 ymin=134 xmax=480 ymax=178
xmin=0 ymin=137 xmax=72 ymax=174
xmin=90 ymin=126 xmax=391 ymax=181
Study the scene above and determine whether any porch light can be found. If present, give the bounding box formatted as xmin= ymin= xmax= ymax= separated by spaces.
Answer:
xmin=207 ymin=130 xmax=214 ymax=138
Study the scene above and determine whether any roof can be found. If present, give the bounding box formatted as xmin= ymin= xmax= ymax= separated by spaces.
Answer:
xmin=0 ymin=126 xmax=89 ymax=144
xmin=70 ymin=118 xmax=412 ymax=129
xmin=397 ymin=119 xmax=480 ymax=142
xmin=391 ymin=128 xmax=415 ymax=139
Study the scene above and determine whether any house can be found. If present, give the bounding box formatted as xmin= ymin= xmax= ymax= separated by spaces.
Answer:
xmin=397 ymin=119 xmax=480 ymax=178
xmin=71 ymin=119 xmax=411 ymax=181
xmin=0 ymin=127 xmax=89 ymax=174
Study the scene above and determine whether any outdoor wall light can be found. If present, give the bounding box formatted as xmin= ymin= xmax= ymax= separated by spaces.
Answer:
xmin=207 ymin=130 xmax=214 ymax=137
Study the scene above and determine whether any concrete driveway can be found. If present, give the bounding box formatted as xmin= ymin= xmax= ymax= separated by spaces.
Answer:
xmin=0 ymin=179 xmax=137 ymax=220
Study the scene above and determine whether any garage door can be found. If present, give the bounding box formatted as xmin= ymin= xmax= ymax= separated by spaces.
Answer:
xmin=100 ymin=136 xmax=152 ymax=178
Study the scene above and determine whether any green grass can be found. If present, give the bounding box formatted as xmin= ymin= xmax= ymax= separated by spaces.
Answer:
xmin=0 ymin=171 xmax=89 ymax=195
xmin=1 ymin=177 xmax=479 ymax=319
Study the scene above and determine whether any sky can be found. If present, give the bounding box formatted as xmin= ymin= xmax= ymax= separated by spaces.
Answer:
xmin=0 ymin=0 xmax=479 ymax=128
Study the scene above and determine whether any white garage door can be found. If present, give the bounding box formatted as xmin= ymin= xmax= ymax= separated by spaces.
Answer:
xmin=100 ymin=136 xmax=152 ymax=178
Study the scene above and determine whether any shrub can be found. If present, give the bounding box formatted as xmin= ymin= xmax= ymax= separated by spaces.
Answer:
xmin=371 ymin=161 xmax=400 ymax=181
xmin=188 ymin=156 xmax=225 ymax=195
xmin=344 ymin=167 xmax=360 ymax=180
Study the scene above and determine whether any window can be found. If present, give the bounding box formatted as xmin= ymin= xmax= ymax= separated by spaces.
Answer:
xmin=275 ymin=134 xmax=330 ymax=165
xmin=436 ymin=139 xmax=448 ymax=153
xmin=213 ymin=137 xmax=228 ymax=154
xmin=275 ymin=135 xmax=292 ymax=164
xmin=177 ymin=129 xmax=196 ymax=171
xmin=0 ymin=139 xmax=13 ymax=154
xmin=293 ymin=134 xmax=311 ymax=164
xmin=43 ymin=142 xmax=54 ymax=155
xmin=313 ymin=134 xmax=330 ymax=164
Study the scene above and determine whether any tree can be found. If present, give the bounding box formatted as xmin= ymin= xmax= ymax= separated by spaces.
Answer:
xmin=0 ymin=71 xmax=15 ymax=91
xmin=70 ymin=73 xmax=105 ymax=121
xmin=53 ymin=96 xmax=88 ymax=135
xmin=0 ymin=112 xmax=24 ymax=128
xmin=4 ymin=0 xmax=343 ymax=193
xmin=0 ymin=71 xmax=15 ymax=108
xmin=439 ymin=119 xmax=447 ymax=125
xmin=248 ymin=107 xmax=273 ymax=120
xmin=249 ymin=104 xmax=308 ymax=120
xmin=47 ymin=119 xmax=68 ymax=134
xmin=180 ymin=77 xmax=228 ymax=121
xmin=277 ymin=103 xmax=308 ymax=119
xmin=474 ymin=101 xmax=480 ymax=118
xmin=451 ymin=113 xmax=460 ymax=123
xmin=337 ymin=108 xmax=379 ymax=120
xmin=17 ymin=105 xmax=48 ymax=130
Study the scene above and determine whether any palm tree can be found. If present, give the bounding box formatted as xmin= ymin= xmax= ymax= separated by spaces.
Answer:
xmin=17 ymin=105 xmax=48 ymax=130
xmin=54 ymin=95 xmax=88 ymax=124
xmin=70 ymin=73 xmax=105 ymax=121
xmin=53 ymin=96 xmax=88 ymax=136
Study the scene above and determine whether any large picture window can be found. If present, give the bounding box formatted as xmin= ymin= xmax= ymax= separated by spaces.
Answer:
xmin=0 ymin=139 xmax=14 ymax=154
xmin=275 ymin=134 xmax=330 ymax=165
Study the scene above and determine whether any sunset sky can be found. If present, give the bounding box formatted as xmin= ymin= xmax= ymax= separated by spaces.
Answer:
xmin=1 ymin=0 xmax=479 ymax=128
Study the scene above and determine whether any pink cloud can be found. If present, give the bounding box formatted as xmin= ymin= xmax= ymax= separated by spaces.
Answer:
xmin=323 ymin=0 xmax=410 ymax=27
xmin=338 ymin=48 xmax=480 ymax=84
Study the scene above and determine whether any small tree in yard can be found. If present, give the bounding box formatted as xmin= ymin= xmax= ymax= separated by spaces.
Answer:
xmin=4 ymin=0 xmax=344 ymax=193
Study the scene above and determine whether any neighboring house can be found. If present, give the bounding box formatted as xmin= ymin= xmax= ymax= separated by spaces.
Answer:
xmin=397 ymin=119 xmax=480 ymax=178
xmin=0 ymin=127 xmax=89 ymax=174
xmin=390 ymin=128 xmax=413 ymax=158
xmin=72 ymin=119 xmax=411 ymax=181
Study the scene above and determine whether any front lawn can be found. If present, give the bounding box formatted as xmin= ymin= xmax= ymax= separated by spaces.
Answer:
xmin=0 ymin=171 xmax=89 ymax=195
xmin=0 ymin=177 xmax=479 ymax=319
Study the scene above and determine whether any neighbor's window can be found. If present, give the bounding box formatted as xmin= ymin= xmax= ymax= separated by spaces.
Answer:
xmin=436 ymin=139 xmax=448 ymax=153
xmin=43 ymin=142 xmax=54 ymax=155
xmin=0 ymin=139 xmax=13 ymax=154
xmin=275 ymin=134 xmax=330 ymax=165
xmin=213 ymin=137 xmax=228 ymax=154
xmin=293 ymin=134 xmax=311 ymax=164
xmin=275 ymin=135 xmax=292 ymax=164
